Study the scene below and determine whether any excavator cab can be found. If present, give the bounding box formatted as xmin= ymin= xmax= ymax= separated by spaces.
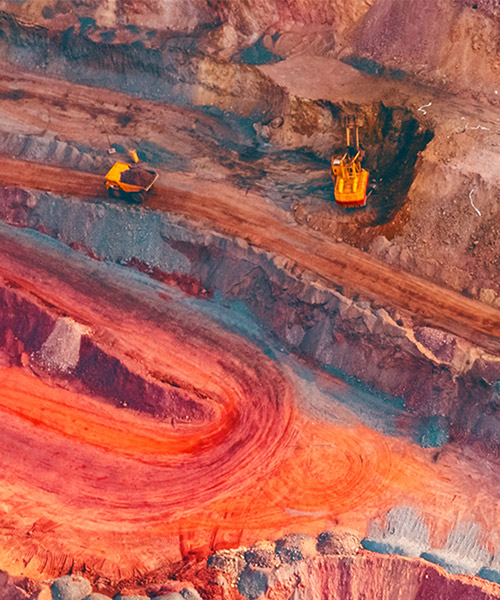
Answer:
xmin=331 ymin=116 xmax=369 ymax=208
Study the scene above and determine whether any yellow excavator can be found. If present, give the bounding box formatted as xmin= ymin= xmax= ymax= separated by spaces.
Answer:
xmin=105 ymin=149 xmax=158 ymax=204
xmin=331 ymin=116 xmax=369 ymax=208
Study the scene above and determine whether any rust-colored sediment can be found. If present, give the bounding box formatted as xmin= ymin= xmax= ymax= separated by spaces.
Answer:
xmin=0 ymin=227 xmax=498 ymax=584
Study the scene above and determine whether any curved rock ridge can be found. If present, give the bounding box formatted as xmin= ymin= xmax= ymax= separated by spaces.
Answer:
xmin=2 ymin=538 xmax=500 ymax=600
xmin=0 ymin=2 xmax=497 ymax=596
xmin=225 ymin=551 xmax=500 ymax=600
xmin=0 ymin=187 xmax=498 ymax=451
xmin=0 ymin=223 xmax=498 ymax=588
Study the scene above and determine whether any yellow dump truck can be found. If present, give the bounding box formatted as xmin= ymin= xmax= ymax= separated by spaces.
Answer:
xmin=104 ymin=151 xmax=158 ymax=204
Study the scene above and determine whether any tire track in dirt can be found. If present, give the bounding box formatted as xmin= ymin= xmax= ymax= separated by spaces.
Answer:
xmin=0 ymin=226 xmax=497 ymax=583
xmin=0 ymin=156 xmax=498 ymax=353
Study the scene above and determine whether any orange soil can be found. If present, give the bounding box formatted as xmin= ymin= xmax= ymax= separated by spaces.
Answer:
xmin=0 ymin=228 xmax=497 ymax=584
xmin=0 ymin=63 xmax=497 ymax=587
xmin=1 ymin=365 xmax=498 ymax=582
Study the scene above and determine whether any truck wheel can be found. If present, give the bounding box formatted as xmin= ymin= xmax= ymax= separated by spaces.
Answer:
xmin=129 ymin=192 xmax=145 ymax=204
xmin=108 ymin=186 xmax=120 ymax=199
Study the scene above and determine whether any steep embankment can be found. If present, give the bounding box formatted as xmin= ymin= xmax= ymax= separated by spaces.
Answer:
xmin=0 ymin=2 xmax=498 ymax=598
xmin=204 ymin=543 xmax=500 ymax=600
xmin=6 ymin=0 xmax=499 ymax=104
xmin=0 ymin=7 xmax=497 ymax=305
xmin=0 ymin=180 xmax=499 ymax=452
xmin=349 ymin=0 xmax=500 ymax=100
xmin=259 ymin=55 xmax=500 ymax=304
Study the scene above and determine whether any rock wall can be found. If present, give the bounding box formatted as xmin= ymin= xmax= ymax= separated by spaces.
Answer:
xmin=0 ymin=279 xmax=210 ymax=420
xmin=371 ymin=141 xmax=500 ymax=298
xmin=5 ymin=538 xmax=500 ymax=600
xmin=0 ymin=11 xmax=287 ymax=122
xmin=4 ymin=0 xmax=499 ymax=99
xmin=0 ymin=186 xmax=498 ymax=452
xmin=0 ymin=0 xmax=374 ymax=43
xmin=205 ymin=532 xmax=500 ymax=600
xmin=348 ymin=0 xmax=500 ymax=100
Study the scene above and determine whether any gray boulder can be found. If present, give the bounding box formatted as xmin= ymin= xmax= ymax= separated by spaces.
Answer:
xmin=275 ymin=533 xmax=317 ymax=563
xmin=237 ymin=567 xmax=268 ymax=600
xmin=207 ymin=549 xmax=245 ymax=579
xmin=244 ymin=541 xmax=279 ymax=569
xmin=51 ymin=576 xmax=92 ymax=600
xmin=180 ymin=589 xmax=203 ymax=600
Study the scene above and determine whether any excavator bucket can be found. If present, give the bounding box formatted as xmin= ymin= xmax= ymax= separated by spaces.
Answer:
xmin=128 ymin=149 xmax=140 ymax=164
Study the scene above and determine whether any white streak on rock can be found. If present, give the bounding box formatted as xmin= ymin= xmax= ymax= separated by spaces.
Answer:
xmin=366 ymin=506 xmax=431 ymax=557
xmin=428 ymin=522 xmax=492 ymax=575
xmin=469 ymin=189 xmax=481 ymax=216
xmin=417 ymin=102 xmax=432 ymax=114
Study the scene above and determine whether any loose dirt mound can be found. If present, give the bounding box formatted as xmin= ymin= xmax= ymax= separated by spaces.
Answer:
xmin=120 ymin=168 xmax=155 ymax=188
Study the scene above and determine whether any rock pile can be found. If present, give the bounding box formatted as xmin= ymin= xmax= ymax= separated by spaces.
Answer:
xmin=46 ymin=578 xmax=204 ymax=600
xmin=208 ymin=527 xmax=362 ymax=599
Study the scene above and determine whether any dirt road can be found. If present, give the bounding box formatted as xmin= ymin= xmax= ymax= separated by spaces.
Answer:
xmin=0 ymin=156 xmax=498 ymax=353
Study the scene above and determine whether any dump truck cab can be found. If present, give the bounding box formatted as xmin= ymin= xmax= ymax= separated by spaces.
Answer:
xmin=105 ymin=150 xmax=158 ymax=204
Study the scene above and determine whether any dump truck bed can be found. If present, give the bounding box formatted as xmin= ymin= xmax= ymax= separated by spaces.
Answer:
xmin=105 ymin=162 xmax=158 ymax=193
xmin=120 ymin=168 xmax=156 ymax=188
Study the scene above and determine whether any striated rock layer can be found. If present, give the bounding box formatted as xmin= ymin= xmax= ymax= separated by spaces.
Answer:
xmin=0 ymin=1 xmax=497 ymax=598
xmin=1 ymin=0 xmax=499 ymax=98
xmin=204 ymin=547 xmax=500 ymax=600
xmin=0 ymin=222 xmax=498 ymax=592
xmin=1 ymin=186 xmax=498 ymax=452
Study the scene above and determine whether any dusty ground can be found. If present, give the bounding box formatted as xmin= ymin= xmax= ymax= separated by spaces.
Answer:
xmin=0 ymin=0 xmax=498 ymax=598
xmin=0 ymin=55 xmax=497 ymax=305
xmin=0 ymin=155 xmax=498 ymax=354
xmin=0 ymin=224 xmax=499 ymax=593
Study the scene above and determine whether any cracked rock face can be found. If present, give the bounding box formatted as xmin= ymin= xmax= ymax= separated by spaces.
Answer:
xmin=0 ymin=186 xmax=497 ymax=450
xmin=207 ymin=530 xmax=500 ymax=600
xmin=5 ymin=0 xmax=499 ymax=98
